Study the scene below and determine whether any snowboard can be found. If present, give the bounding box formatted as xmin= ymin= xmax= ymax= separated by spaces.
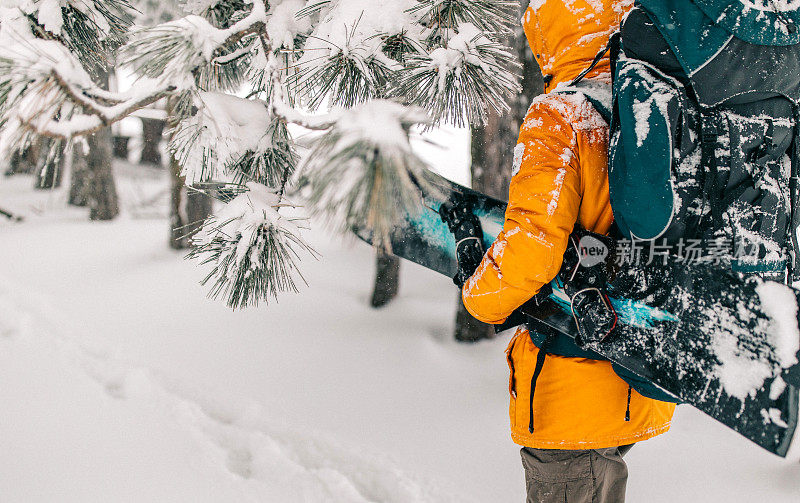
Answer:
xmin=352 ymin=172 xmax=800 ymax=457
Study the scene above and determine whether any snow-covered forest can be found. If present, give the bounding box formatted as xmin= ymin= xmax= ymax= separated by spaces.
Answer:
xmin=2 ymin=0 xmax=800 ymax=501
xmin=1 ymin=145 xmax=799 ymax=502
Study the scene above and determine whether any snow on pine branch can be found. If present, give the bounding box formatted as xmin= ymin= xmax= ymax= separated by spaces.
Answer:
xmin=170 ymin=91 xmax=297 ymax=189
xmin=291 ymin=0 xmax=519 ymax=124
xmin=291 ymin=0 xmax=423 ymax=109
xmin=21 ymin=0 xmax=122 ymax=40
xmin=396 ymin=23 xmax=520 ymax=126
xmin=0 ymin=31 xmax=173 ymax=142
xmin=122 ymin=0 xmax=268 ymax=90
xmin=188 ymin=181 xmax=317 ymax=309
xmin=302 ymin=100 xmax=438 ymax=252
xmin=6 ymin=0 xmax=133 ymax=72
xmin=0 ymin=4 xmax=173 ymax=142
xmin=265 ymin=0 xmax=310 ymax=51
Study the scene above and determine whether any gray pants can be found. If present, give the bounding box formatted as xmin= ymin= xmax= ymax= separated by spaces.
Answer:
xmin=520 ymin=445 xmax=633 ymax=503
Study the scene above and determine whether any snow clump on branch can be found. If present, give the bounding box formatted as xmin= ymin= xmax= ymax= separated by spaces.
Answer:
xmin=0 ymin=15 xmax=93 ymax=154
xmin=265 ymin=0 xmax=311 ymax=51
xmin=171 ymin=91 xmax=273 ymax=183
xmin=8 ymin=0 xmax=119 ymax=38
xmin=302 ymin=100 xmax=438 ymax=252
xmin=189 ymin=181 xmax=317 ymax=309
xmin=396 ymin=23 xmax=520 ymax=126
xmin=292 ymin=0 xmax=422 ymax=109
xmin=123 ymin=0 xmax=268 ymax=90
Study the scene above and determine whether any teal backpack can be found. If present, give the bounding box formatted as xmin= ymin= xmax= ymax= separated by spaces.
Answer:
xmin=609 ymin=0 xmax=800 ymax=281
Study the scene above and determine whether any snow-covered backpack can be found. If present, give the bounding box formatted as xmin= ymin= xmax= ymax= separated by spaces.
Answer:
xmin=607 ymin=0 xmax=800 ymax=281
xmin=520 ymin=0 xmax=800 ymax=403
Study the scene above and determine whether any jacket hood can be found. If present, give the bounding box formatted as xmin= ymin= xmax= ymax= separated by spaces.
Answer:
xmin=522 ymin=0 xmax=633 ymax=93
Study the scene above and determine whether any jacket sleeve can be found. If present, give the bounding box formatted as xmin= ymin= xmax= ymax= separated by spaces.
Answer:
xmin=462 ymin=98 xmax=582 ymax=324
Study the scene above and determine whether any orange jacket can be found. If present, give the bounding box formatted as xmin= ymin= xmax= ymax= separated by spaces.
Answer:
xmin=463 ymin=0 xmax=675 ymax=450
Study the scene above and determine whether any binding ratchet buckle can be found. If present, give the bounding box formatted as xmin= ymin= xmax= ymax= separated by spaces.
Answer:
xmin=570 ymin=287 xmax=617 ymax=346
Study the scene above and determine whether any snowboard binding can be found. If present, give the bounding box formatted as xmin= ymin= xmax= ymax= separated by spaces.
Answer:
xmin=558 ymin=227 xmax=618 ymax=347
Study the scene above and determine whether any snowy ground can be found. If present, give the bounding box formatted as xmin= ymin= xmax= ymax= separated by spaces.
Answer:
xmin=1 ymin=159 xmax=800 ymax=502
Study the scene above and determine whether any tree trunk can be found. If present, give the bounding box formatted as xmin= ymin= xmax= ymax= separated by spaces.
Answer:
xmin=113 ymin=135 xmax=130 ymax=160
xmin=34 ymin=140 xmax=64 ymax=190
xmin=169 ymin=154 xmax=213 ymax=249
xmin=63 ymin=68 xmax=119 ymax=220
xmin=6 ymin=144 xmax=39 ymax=176
xmin=86 ymin=126 xmax=120 ymax=220
xmin=140 ymin=118 xmax=165 ymax=166
xmin=454 ymin=3 xmax=543 ymax=342
xmin=370 ymin=252 xmax=401 ymax=307
xmin=167 ymin=97 xmax=212 ymax=250
xmin=68 ymin=146 xmax=89 ymax=206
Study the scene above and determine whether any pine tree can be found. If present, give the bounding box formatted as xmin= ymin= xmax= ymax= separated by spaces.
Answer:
xmin=0 ymin=0 xmax=521 ymax=309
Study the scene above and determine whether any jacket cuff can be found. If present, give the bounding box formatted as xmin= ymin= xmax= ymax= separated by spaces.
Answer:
xmin=461 ymin=283 xmax=509 ymax=325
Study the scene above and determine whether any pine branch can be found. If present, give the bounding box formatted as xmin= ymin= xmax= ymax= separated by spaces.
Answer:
xmin=167 ymin=90 xmax=303 ymax=186
xmin=24 ymin=0 xmax=135 ymax=77
xmin=229 ymin=118 xmax=299 ymax=188
xmin=0 ymin=13 xmax=177 ymax=141
xmin=260 ymin=36 xmax=335 ymax=131
xmin=121 ymin=1 xmax=268 ymax=87
xmin=18 ymin=76 xmax=176 ymax=139
xmin=394 ymin=25 xmax=520 ymax=126
xmin=289 ymin=1 xmax=426 ymax=110
xmin=410 ymin=0 xmax=517 ymax=40
xmin=213 ymin=42 xmax=256 ymax=64
xmin=187 ymin=182 xmax=318 ymax=309
xmin=271 ymin=96 xmax=334 ymax=131
xmin=292 ymin=47 xmax=394 ymax=109
xmin=296 ymin=1 xmax=332 ymax=18
xmin=301 ymin=100 xmax=438 ymax=252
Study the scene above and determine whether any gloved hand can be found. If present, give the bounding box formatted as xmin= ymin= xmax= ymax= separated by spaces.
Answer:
xmin=438 ymin=197 xmax=485 ymax=288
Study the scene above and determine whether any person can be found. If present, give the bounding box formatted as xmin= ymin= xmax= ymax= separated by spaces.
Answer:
xmin=457 ymin=1 xmax=676 ymax=501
